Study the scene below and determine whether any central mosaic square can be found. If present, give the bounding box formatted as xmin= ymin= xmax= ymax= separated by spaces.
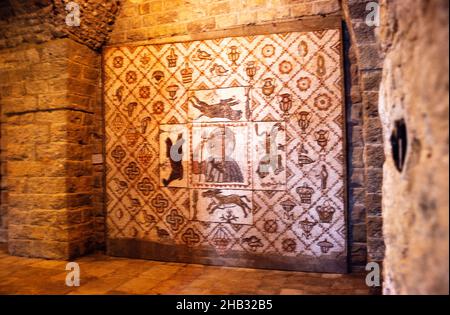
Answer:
xmin=190 ymin=122 xmax=251 ymax=189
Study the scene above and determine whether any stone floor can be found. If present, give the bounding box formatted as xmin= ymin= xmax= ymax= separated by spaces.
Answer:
xmin=0 ymin=245 xmax=369 ymax=295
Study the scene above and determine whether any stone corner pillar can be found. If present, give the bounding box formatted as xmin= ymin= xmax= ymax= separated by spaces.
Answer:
xmin=0 ymin=38 xmax=102 ymax=260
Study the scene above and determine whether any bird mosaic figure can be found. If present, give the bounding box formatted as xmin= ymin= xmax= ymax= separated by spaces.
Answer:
xmin=195 ymin=49 xmax=212 ymax=60
xmin=210 ymin=63 xmax=229 ymax=76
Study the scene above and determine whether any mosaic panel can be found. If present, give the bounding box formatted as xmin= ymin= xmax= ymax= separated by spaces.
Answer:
xmin=104 ymin=28 xmax=347 ymax=272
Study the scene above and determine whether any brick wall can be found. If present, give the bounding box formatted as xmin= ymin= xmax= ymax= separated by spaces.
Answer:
xmin=341 ymin=1 xmax=385 ymax=276
xmin=0 ymin=39 xmax=101 ymax=258
xmin=0 ymin=0 xmax=120 ymax=51
xmin=108 ymin=0 xmax=341 ymax=44
xmin=0 ymin=0 xmax=119 ymax=256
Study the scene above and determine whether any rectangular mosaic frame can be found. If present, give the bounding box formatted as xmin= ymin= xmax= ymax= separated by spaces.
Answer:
xmin=103 ymin=18 xmax=349 ymax=273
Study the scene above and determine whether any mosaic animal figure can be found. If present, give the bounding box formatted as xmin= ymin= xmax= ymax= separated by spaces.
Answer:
xmin=155 ymin=226 xmax=170 ymax=240
xmin=189 ymin=95 xmax=243 ymax=121
xmin=242 ymin=236 xmax=264 ymax=251
xmin=195 ymin=49 xmax=212 ymax=60
xmin=114 ymin=86 xmax=124 ymax=102
xmin=127 ymin=194 xmax=142 ymax=214
xmin=210 ymin=63 xmax=229 ymax=76
xmin=141 ymin=212 xmax=156 ymax=228
xmin=162 ymin=133 xmax=184 ymax=187
xmin=255 ymin=123 xmax=285 ymax=179
xmin=112 ymin=178 xmax=128 ymax=194
xmin=202 ymin=190 xmax=251 ymax=218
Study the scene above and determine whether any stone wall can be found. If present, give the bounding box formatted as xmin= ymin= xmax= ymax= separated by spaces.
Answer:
xmin=0 ymin=39 xmax=100 ymax=258
xmin=378 ymin=0 xmax=449 ymax=294
xmin=0 ymin=0 xmax=119 ymax=256
xmin=341 ymin=0 xmax=385 ymax=275
xmin=108 ymin=0 xmax=341 ymax=44
xmin=0 ymin=0 xmax=120 ymax=51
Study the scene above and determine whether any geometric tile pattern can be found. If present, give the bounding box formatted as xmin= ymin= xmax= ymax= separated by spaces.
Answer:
xmin=104 ymin=29 xmax=347 ymax=271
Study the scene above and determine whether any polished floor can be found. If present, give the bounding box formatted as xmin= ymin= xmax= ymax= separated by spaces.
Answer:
xmin=0 ymin=245 xmax=369 ymax=295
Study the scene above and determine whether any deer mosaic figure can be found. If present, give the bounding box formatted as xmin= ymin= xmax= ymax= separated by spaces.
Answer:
xmin=255 ymin=123 xmax=285 ymax=179
xmin=202 ymin=190 xmax=251 ymax=218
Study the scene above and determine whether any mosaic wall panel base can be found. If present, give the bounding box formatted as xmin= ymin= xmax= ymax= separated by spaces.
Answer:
xmin=104 ymin=27 xmax=347 ymax=273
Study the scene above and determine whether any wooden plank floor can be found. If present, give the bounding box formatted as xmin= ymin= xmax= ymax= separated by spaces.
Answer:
xmin=0 ymin=245 xmax=369 ymax=295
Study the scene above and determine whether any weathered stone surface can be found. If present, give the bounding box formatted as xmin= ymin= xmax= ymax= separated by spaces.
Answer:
xmin=351 ymin=205 xmax=366 ymax=225
xmin=351 ymin=242 xmax=367 ymax=266
xmin=379 ymin=0 xmax=449 ymax=295
xmin=8 ymin=239 xmax=70 ymax=260
xmin=352 ymin=223 xmax=367 ymax=243
xmin=367 ymin=238 xmax=386 ymax=262
xmin=108 ymin=0 xmax=341 ymax=44
xmin=358 ymin=44 xmax=383 ymax=70
xmin=361 ymin=70 xmax=382 ymax=92
xmin=349 ymin=168 xmax=365 ymax=188
xmin=349 ymin=188 xmax=365 ymax=208
xmin=365 ymin=144 xmax=385 ymax=168
xmin=348 ymin=101 xmax=363 ymax=125
xmin=350 ymin=147 xmax=365 ymax=168
xmin=0 ymin=36 xmax=102 ymax=258
xmin=0 ymin=0 xmax=121 ymax=51
xmin=366 ymin=169 xmax=383 ymax=194
xmin=365 ymin=193 xmax=382 ymax=217
xmin=363 ymin=92 xmax=380 ymax=118
xmin=367 ymin=216 xmax=383 ymax=239
xmin=363 ymin=117 xmax=383 ymax=144
xmin=350 ymin=126 xmax=364 ymax=147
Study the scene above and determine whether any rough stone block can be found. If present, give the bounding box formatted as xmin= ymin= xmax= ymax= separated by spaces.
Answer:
xmin=365 ymin=144 xmax=385 ymax=168
xmin=66 ymin=161 xmax=93 ymax=177
xmin=352 ymin=20 xmax=377 ymax=44
xmin=2 ymin=96 xmax=38 ymax=114
xmin=50 ymin=123 xmax=89 ymax=144
xmin=363 ymin=117 xmax=383 ymax=144
xmin=366 ymin=168 xmax=383 ymax=194
xmin=352 ymin=223 xmax=367 ymax=243
xmin=350 ymin=146 xmax=365 ymax=168
xmin=362 ymin=91 xmax=380 ymax=118
xmin=8 ymin=193 xmax=68 ymax=210
xmin=351 ymin=242 xmax=367 ymax=266
xmin=351 ymin=204 xmax=366 ymax=224
xmin=187 ymin=17 xmax=216 ymax=33
xmin=367 ymin=238 xmax=385 ymax=262
xmin=7 ymin=161 xmax=66 ymax=177
xmin=360 ymin=69 xmax=382 ymax=91
xmin=349 ymin=187 xmax=365 ymax=207
xmin=367 ymin=216 xmax=383 ymax=238
xmin=6 ymin=143 xmax=35 ymax=161
xmin=358 ymin=43 xmax=383 ymax=70
xmin=5 ymin=124 xmax=50 ymax=145
xmin=351 ymin=126 xmax=364 ymax=147
xmin=365 ymin=193 xmax=382 ymax=216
